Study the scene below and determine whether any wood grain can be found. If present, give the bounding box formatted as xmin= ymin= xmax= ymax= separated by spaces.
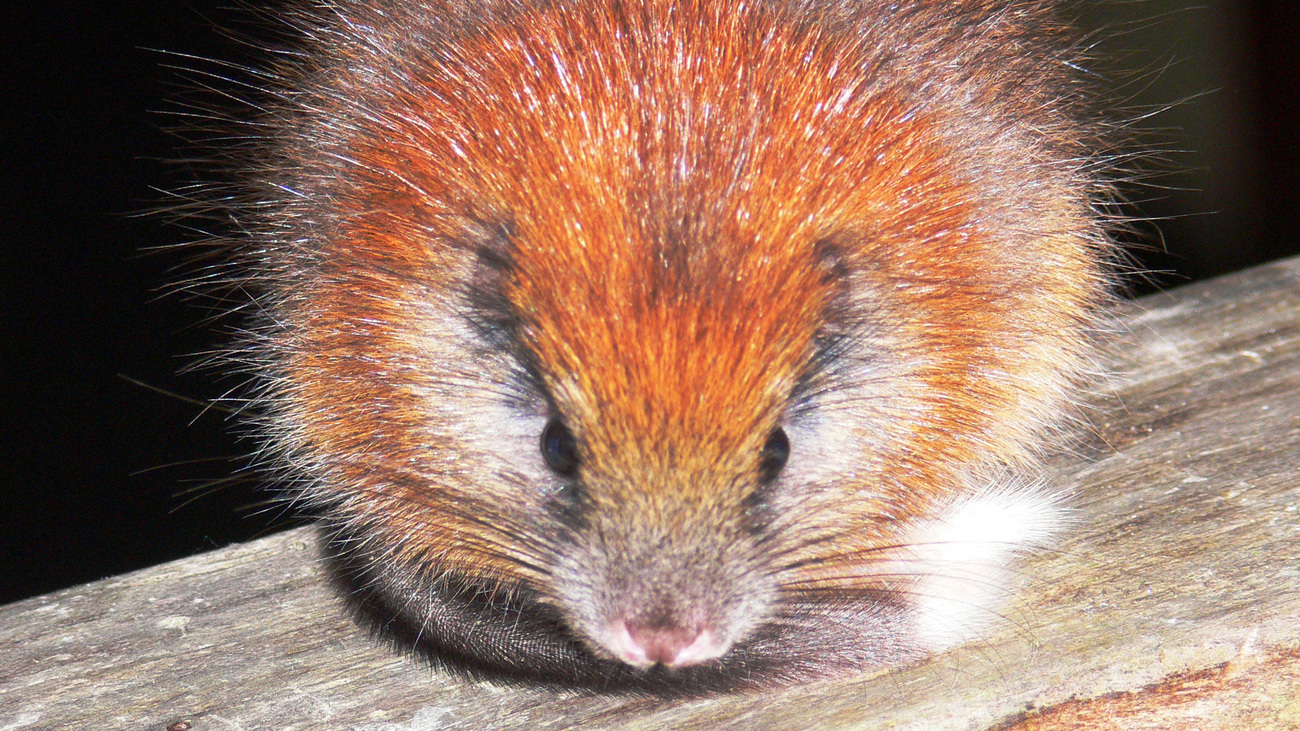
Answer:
xmin=3 ymin=257 xmax=1298 ymax=731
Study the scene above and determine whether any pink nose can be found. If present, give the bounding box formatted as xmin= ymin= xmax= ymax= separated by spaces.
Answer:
xmin=610 ymin=620 xmax=726 ymax=668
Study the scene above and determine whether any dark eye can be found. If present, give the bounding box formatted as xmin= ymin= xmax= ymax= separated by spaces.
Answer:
xmin=758 ymin=428 xmax=789 ymax=484
xmin=541 ymin=418 xmax=580 ymax=477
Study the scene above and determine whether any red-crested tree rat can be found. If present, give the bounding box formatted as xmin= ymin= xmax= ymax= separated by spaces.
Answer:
xmin=212 ymin=0 xmax=1116 ymax=690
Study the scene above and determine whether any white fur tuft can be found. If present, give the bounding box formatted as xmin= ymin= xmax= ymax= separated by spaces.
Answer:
xmin=903 ymin=478 xmax=1065 ymax=652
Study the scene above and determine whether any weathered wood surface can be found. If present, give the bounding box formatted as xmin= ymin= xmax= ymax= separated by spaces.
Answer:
xmin=3 ymin=257 xmax=1299 ymax=731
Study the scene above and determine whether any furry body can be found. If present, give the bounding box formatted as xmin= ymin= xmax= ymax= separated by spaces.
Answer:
xmin=227 ymin=0 xmax=1113 ymax=689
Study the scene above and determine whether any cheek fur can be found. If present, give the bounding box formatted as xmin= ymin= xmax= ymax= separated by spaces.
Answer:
xmin=406 ymin=292 xmax=555 ymax=487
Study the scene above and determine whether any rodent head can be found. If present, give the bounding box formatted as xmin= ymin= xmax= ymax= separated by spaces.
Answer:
xmin=240 ymin=0 xmax=1109 ymax=687
xmin=501 ymin=201 xmax=832 ymax=666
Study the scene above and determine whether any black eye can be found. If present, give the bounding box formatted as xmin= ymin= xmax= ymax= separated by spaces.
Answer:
xmin=758 ymin=428 xmax=789 ymax=484
xmin=541 ymin=418 xmax=580 ymax=477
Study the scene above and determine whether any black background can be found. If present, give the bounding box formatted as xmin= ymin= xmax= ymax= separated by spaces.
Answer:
xmin=3 ymin=1 xmax=1298 ymax=605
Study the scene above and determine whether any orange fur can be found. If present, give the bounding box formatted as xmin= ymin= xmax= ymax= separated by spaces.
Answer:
xmin=221 ymin=0 xmax=1116 ymax=689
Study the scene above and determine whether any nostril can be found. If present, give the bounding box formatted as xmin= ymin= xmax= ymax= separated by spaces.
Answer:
xmin=610 ymin=619 xmax=725 ymax=668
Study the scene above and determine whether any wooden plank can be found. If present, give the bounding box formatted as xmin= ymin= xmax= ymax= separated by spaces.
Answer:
xmin=3 ymin=256 xmax=1299 ymax=731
